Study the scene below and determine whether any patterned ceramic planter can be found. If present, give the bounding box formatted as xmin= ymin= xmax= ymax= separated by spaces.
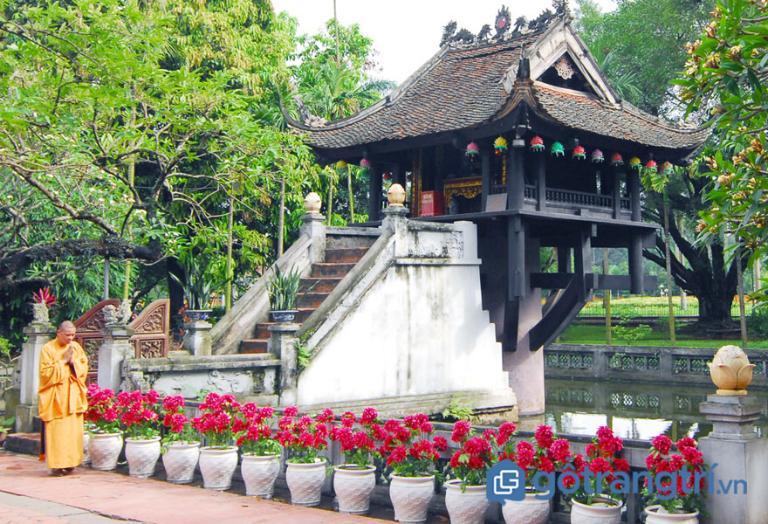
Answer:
xmin=162 ymin=442 xmax=200 ymax=484
xmin=242 ymin=454 xmax=281 ymax=498
xmin=389 ymin=475 xmax=435 ymax=523
xmin=125 ymin=437 xmax=161 ymax=478
xmin=333 ymin=465 xmax=376 ymax=514
xmin=571 ymin=496 xmax=623 ymax=524
xmin=645 ymin=505 xmax=699 ymax=524
xmin=501 ymin=492 xmax=551 ymax=524
xmin=286 ymin=459 xmax=327 ymax=506
xmin=89 ymin=433 xmax=123 ymax=471
xmin=444 ymin=480 xmax=488 ymax=524
xmin=199 ymin=446 xmax=238 ymax=490
xmin=82 ymin=432 xmax=91 ymax=465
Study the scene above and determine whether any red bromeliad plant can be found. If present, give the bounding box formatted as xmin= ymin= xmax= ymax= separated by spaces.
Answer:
xmin=569 ymin=426 xmax=630 ymax=505
xmin=32 ymin=287 xmax=56 ymax=307
xmin=330 ymin=407 xmax=381 ymax=468
xmin=276 ymin=406 xmax=333 ymax=464
xmin=85 ymin=384 xmax=120 ymax=434
xmin=116 ymin=389 xmax=160 ymax=439
xmin=446 ymin=420 xmax=501 ymax=487
xmin=643 ymin=435 xmax=707 ymax=515
xmin=160 ymin=395 xmax=197 ymax=447
xmin=234 ymin=403 xmax=281 ymax=456
xmin=379 ymin=413 xmax=447 ymax=478
xmin=496 ymin=424 xmax=573 ymax=494
xmin=191 ymin=392 xmax=241 ymax=448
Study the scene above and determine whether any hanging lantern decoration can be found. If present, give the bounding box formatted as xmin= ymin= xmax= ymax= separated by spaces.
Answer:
xmin=661 ymin=161 xmax=674 ymax=175
xmin=645 ymin=159 xmax=658 ymax=173
xmin=629 ymin=156 xmax=642 ymax=171
xmin=529 ymin=135 xmax=545 ymax=153
xmin=494 ymin=136 xmax=508 ymax=156
xmin=572 ymin=144 xmax=586 ymax=160
xmin=465 ymin=141 xmax=480 ymax=159
xmin=591 ymin=149 xmax=604 ymax=164
xmin=360 ymin=158 xmax=371 ymax=169
xmin=551 ymin=141 xmax=565 ymax=158
xmin=610 ymin=152 xmax=624 ymax=166
xmin=335 ymin=160 xmax=348 ymax=169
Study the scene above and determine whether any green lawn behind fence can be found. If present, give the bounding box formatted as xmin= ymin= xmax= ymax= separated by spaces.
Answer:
xmin=578 ymin=295 xmax=754 ymax=318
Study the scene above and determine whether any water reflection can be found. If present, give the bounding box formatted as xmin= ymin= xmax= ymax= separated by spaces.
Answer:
xmin=543 ymin=379 xmax=768 ymax=440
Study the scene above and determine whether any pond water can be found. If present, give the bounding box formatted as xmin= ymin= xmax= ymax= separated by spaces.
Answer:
xmin=542 ymin=378 xmax=768 ymax=440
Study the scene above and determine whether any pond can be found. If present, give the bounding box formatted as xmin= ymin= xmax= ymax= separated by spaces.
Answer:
xmin=541 ymin=378 xmax=768 ymax=440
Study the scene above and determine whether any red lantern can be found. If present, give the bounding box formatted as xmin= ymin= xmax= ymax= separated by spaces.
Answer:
xmin=645 ymin=159 xmax=658 ymax=172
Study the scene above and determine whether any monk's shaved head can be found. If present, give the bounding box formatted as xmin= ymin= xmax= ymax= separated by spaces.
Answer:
xmin=57 ymin=320 xmax=76 ymax=333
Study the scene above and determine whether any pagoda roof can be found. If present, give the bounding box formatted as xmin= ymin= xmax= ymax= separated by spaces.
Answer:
xmin=288 ymin=19 xmax=707 ymax=158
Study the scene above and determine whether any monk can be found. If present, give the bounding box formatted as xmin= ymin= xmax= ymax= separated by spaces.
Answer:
xmin=38 ymin=320 xmax=88 ymax=476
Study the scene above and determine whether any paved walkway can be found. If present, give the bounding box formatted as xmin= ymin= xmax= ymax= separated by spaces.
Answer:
xmin=0 ymin=451 xmax=385 ymax=524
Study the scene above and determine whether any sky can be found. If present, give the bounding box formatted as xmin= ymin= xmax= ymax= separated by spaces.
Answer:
xmin=272 ymin=0 xmax=616 ymax=84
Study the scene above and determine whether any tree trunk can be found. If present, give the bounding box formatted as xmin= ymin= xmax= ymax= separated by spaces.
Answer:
xmin=696 ymin=288 xmax=735 ymax=324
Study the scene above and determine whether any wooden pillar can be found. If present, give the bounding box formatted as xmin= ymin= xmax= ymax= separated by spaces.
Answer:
xmin=612 ymin=168 xmax=623 ymax=219
xmin=507 ymin=216 xmax=526 ymax=299
xmin=574 ymin=226 xmax=594 ymax=299
xmin=535 ymin=153 xmax=546 ymax=211
xmin=557 ymin=247 xmax=572 ymax=273
xmin=507 ymin=139 xmax=525 ymax=211
xmin=367 ymin=162 xmax=382 ymax=222
xmin=629 ymin=235 xmax=644 ymax=294
xmin=628 ymin=170 xmax=641 ymax=222
xmin=481 ymin=148 xmax=491 ymax=211
xmin=392 ymin=162 xmax=403 ymax=186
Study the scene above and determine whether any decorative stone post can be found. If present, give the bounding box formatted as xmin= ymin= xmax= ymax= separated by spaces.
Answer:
xmin=382 ymin=183 xmax=409 ymax=257
xmin=270 ymin=323 xmax=300 ymax=406
xmin=182 ymin=311 xmax=212 ymax=356
xmin=699 ymin=345 xmax=768 ymax=524
xmin=301 ymin=192 xmax=326 ymax=264
xmin=98 ymin=305 xmax=134 ymax=390
xmin=16 ymin=313 xmax=54 ymax=432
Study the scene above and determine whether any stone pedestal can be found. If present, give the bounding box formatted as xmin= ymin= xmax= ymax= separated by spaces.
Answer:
xmin=16 ymin=322 xmax=54 ymax=432
xmin=269 ymin=323 xmax=299 ymax=406
xmin=98 ymin=324 xmax=133 ymax=390
xmin=183 ymin=319 xmax=212 ymax=356
xmin=300 ymin=212 xmax=326 ymax=264
xmin=699 ymin=394 xmax=768 ymax=524
xmin=382 ymin=206 xmax=409 ymax=257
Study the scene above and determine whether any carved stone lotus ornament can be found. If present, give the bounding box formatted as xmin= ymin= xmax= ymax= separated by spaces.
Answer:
xmin=304 ymin=192 xmax=322 ymax=214
xmin=708 ymin=345 xmax=755 ymax=395
xmin=387 ymin=183 xmax=406 ymax=207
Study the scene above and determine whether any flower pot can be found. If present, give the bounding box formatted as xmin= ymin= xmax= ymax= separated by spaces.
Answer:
xmin=125 ymin=437 xmax=161 ymax=478
xmin=571 ymin=496 xmax=623 ymax=524
xmin=333 ymin=465 xmax=376 ymax=514
xmin=242 ymin=454 xmax=281 ymax=498
xmin=286 ymin=459 xmax=327 ymax=506
xmin=82 ymin=432 xmax=90 ymax=465
xmin=163 ymin=442 xmax=200 ymax=484
xmin=186 ymin=309 xmax=212 ymax=321
xmin=88 ymin=433 xmax=123 ymax=471
xmin=502 ymin=492 xmax=551 ymax=524
xmin=270 ymin=310 xmax=298 ymax=323
xmin=645 ymin=505 xmax=699 ymax=524
xmin=445 ymin=480 xmax=488 ymax=524
xmin=389 ymin=475 xmax=435 ymax=524
xmin=199 ymin=446 xmax=238 ymax=490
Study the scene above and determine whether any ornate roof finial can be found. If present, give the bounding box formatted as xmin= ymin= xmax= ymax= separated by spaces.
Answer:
xmin=553 ymin=0 xmax=573 ymax=24
xmin=516 ymin=49 xmax=531 ymax=81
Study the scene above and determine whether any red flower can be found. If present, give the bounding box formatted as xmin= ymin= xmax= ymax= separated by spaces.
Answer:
xmin=284 ymin=406 xmax=299 ymax=417
xmin=360 ymin=407 xmax=378 ymax=425
xmin=588 ymin=457 xmax=612 ymax=474
xmin=433 ymin=436 xmax=448 ymax=452
xmin=652 ymin=435 xmax=673 ymax=455
xmin=549 ymin=438 xmax=571 ymax=463
xmin=451 ymin=420 xmax=472 ymax=443
xmin=534 ymin=425 xmax=554 ymax=449
xmin=516 ymin=441 xmax=535 ymax=469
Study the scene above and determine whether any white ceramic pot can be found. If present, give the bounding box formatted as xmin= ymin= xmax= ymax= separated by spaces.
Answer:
xmin=162 ymin=442 xmax=200 ymax=484
xmin=389 ymin=475 xmax=435 ymax=524
xmin=82 ymin=432 xmax=91 ymax=465
xmin=125 ymin=437 xmax=161 ymax=478
xmin=199 ymin=446 xmax=238 ymax=490
xmin=645 ymin=505 xmax=699 ymax=524
xmin=444 ymin=480 xmax=488 ymax=524
xmin=333 ymin=465 xmax=376 ymax=514
xmin=502 ymin=492 xmax=551 ymax=524
xmin=242 ymin=454 xmax=281 ymax=498
xmin=571 ymin=496 xmax=623 ymax=524
xmin=88 ymin=433 xmax=123 ymax=471
xmin=286 ymin=459 xmax=327 ymax=506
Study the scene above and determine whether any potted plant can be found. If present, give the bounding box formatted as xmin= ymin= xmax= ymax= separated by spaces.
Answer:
xmin=235 ymin=403 xmax=282 ymax=498
xmin=268 ymin=266 xmax=302 ymax=322
xmin=277 ymin=406 xmax=333 ymax=506
xmin=170 ymin=259 xmax=217 ymax=320
xmin=569 ymin=426 xmax=629 ymax=524
xmin=380 ymin=413 xmax=446 ymax=524
xmin=330 ymin=407 xmax=381 ymax=514
xmin=192 ymin=392 xmax=241 ymax=490
xmin=160 ymin=395 xmax=200 ymax=484
xmin=31 ymin=287 xmax=56 ymax=323
xmin=84 ymin=385 xmax=123 ymax=471
xmin=444 ymin=420 xmax=504 ymax=524
xmin=643 ymin=435 xmax=706 ymax=524
xmin=82 ymin=422 xmax=95 ymax=466
xmin=117 ymin=389 xmax=161 ymax=478
xmin=497 ymin=424 xmax=571 ymax=524
xmin=0 ymin=416 xmax=14 ymax=447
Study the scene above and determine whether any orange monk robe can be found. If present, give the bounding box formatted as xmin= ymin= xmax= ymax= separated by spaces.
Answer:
xmin=38 ymin=339 xmax=89 ymax=469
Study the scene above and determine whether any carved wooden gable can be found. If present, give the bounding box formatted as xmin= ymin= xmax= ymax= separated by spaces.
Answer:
xmin=129 ymin=299 xmax=170 ymax=359
xmin=74 ymin=299 xmax=120 ymax=383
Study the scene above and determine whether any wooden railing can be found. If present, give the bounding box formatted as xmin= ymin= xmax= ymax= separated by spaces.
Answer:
xmin=545 ymin=187 xmax=613 ymax=208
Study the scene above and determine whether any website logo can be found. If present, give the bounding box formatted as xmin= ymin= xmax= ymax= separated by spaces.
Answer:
xmin=487 ymin=461 xmax=525 ymax=502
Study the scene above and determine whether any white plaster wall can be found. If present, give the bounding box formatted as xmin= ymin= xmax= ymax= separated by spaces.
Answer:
xmin=298 ymin=260 xmax=510 ymax=406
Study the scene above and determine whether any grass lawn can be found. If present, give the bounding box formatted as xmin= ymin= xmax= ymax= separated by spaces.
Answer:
xmin=558 ymin=323 xmax=768 ymax=349
xmin=578 ymin=295 xmax=754 ymax=318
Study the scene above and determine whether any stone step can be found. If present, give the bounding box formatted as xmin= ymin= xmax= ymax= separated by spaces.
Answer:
xmin=300 ymin=277 xmax=342 ymax=293
xmin=296 ymin=292 xmax=330 ymax=309
xmin=310 ymin=263 xmax=355 ymax=278
xmin=252 ymin=323 xmax=275 ymax=340
xmin=240 ymin=339 xmax=269 ymax=354
xmin=5 ymin=432 xmax=40 ymax=456
xmin=295 ymin=308 xmax=315 ymax=323
xmin=324 ymin=247 xmax=369 ymax=264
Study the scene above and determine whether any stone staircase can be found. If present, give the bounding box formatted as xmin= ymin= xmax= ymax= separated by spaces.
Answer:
xmin=239 ymin=236 xmax=376 ymax=354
